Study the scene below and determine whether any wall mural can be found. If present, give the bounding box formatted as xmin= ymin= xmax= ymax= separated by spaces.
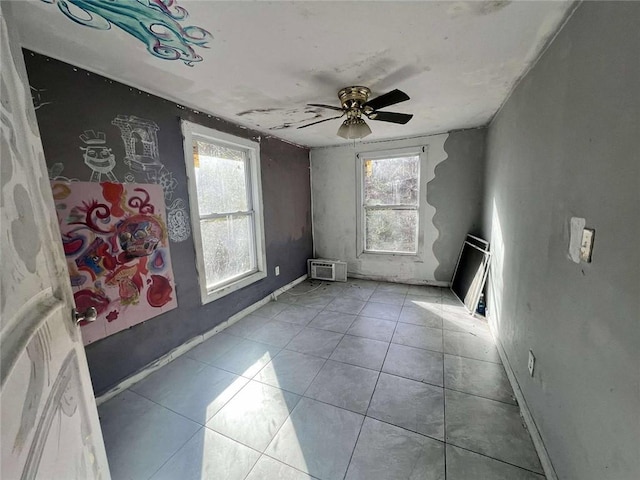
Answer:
xmin=40 ymin=0 xmax=212 ymax=65
xmin=51 ymin=181 xmax=178 ymax=345
xmin=44 ymin=114 xmax=192 ymax=243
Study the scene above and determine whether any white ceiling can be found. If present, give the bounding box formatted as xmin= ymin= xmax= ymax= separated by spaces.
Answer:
xmin=11 ymin=1 xmax=573 ymax=148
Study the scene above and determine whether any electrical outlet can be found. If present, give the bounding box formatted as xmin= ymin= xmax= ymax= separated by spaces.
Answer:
xmin=528 ymin=350 xmax=535 ymax=377
xmin=275 ymin=266 xmax=280 ymax=276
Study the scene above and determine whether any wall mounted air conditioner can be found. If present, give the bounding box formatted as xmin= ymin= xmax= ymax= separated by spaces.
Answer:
xmin=307 ymin=259 xmax=348 ymax=282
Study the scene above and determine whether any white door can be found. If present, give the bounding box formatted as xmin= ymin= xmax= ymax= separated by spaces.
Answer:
xmin=0 ymin=6 xmax=111 ymax=480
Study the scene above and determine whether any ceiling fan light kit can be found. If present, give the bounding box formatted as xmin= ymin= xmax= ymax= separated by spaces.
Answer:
xmin=299 ymin=85 xmax=414 ymax=139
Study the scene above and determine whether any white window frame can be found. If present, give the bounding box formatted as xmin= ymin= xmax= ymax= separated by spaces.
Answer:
xmin=181 ymin=120 xmax=267 ymax=305
xmin=356 ymin=146 xmax=428 ymax=258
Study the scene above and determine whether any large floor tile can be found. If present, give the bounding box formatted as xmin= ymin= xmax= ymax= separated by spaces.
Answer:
xmin=443 ymin=330 xmax=501 ymax=363
xmin=324 ymin=296 xmax=367 ymax=315
xmin=341 ymin=285 xmax=375 ymax=301
xmin=246 ymin=455 xmax=315 ymax=480
xmin=441 ymin=309 xmax=490 ymax=334
xmin=407 ymin=285 xmax=443 ymax=297
xmin=346 ymin=278 xmax=379 ymax=289
xmin=292 ymin=292 xmax=337 ymax=308
xmin=246 ymin=319 xmax=303 ymax=347
xmin=150 ymin=427 xmax=260 ymax=480
xmin=346 ymin=316 xmax=396 ymax=342
xmin=392 ymin=322 xmax=443 ymax=352
xmin=446 ymin=445 xmax=545 ymax=480
xmin=207 ymin=380 xmax=300 ymax=451
xmin=398 ymin=305 xmax=443 ymax=328
xmin=265 ymin=397 xmax=364 ymax=480
xmin=369 ymin=291 xmax=406 ymax=305
xmin=376 ymin=282 xmax=409 ymax=294
xmin=253 ymin=349 xmax=326 ymax=394
xmin=210 ymin=338 xmax=281 ymax=378
xmin=275 ymin=305 xmax=322 ymax=325
xmin=445 ymin=389 xmax=543 ymax=473
xmin=308 ymin=310 xmax=356 ymax=333
xmin=359 ymin=302 xmax=402 ymax=321
xmin=305 ymin=360 xmax=379 ymax=414
xmin=444 ymin=354 xmax=516 ymax=404
xmin=368 ymin=373 xmax=444 ymax=440
xmin=225 ymin=314 xmax=268 ymax=338
xmin=98 ymin=390 xmax=200 ymax=480
xmin=253 ymin=301 xmax=290 ymax=319
xmin=130 ymin=356 xmax=248 ymax=423
xmin=404 ymin=295 xmax=442 ymax=309
xmin=285 ymin=327 xmax=344 ymax=358
xmin=330 ymin=335 xmax=389 ymax=370
xmin=185 ymin=332 xmax=243 ymax=365
xmin=345 ymin=417 xmax=445 ymax=480
xmin=383 ymin=343 xmax=444 ymax=386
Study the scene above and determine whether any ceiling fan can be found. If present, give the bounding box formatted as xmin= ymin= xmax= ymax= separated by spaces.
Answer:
xmin=298 ymin=86 xmax=413 ymax=139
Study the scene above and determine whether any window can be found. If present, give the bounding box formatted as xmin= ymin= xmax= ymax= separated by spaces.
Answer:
xmin=181 ymin=121 xmax=266 ymax=304
xmin=359 ymin=149 xmax=422 ymax=254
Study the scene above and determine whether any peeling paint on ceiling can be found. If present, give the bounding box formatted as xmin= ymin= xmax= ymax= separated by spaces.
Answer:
xmin=10 ymin=1 xmax=574 ymax=147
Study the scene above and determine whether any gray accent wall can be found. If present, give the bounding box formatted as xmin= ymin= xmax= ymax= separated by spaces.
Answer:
xmin=24 ymin=52 xmax=313 ymax=395
xmin=311 ymin=129 xmax=485 ymax=284
xmin=482 ymin=3 xmax=639 ymax=479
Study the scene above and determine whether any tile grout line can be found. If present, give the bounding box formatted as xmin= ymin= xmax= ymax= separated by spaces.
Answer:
xmin=343 ymin=311 xmax=402 ymax=479
xmin=445 ymin=442 xmax=547 ymax=477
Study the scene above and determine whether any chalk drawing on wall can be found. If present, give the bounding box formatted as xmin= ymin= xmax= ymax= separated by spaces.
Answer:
xmin=79 ymin=130 xmax=118 ymax=182
xmin=51 ymin=181 xmax=178 ymax=345
xmin=48 ymin=162 xmax=79 ymax=182
xmin=112 ymin=115 xmax=163 ymax=182
xmin=30 ymin=86 xmax=52 ymax=110
xmin=40 ymin=0 xmax=212 ymax=66
xmin=111 ymin=114 xmax=191 ymax=242
xmin=167 ymin=198 xmax=191 ymax=242
xmin=158 ymin=168 xmax=178 ymax=201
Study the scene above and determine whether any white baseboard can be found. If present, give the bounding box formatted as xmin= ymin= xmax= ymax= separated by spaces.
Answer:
xmin=346 ymin=272 xmax=450 ymax=287
xmin=487 ymin=314 xmax=558 ymax=480
xmin=95 ymin=274 xmax=308 ymax=406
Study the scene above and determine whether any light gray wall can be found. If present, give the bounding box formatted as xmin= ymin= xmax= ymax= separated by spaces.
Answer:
xmin=311 ymin=129 xmax=485 ymax=284
xmin=482 ymin=3 xmax=639 ymax=479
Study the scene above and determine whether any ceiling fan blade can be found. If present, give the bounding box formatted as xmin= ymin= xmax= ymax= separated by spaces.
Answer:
xmin=307 ymin=103 xmax=344 ymax=112
xmin=363 ymin=89 xmax=410 ymax=111
xmin=367 ymin=111 xmax=413 ymax=124
xmin=297 ymin=114 xmax=344 ymax=129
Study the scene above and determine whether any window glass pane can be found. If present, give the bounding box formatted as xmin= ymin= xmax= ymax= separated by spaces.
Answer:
xmin=194 ymin=140 xmax=249 ymax=215
xmin=201 ymin=214 xmax=255 ymax=288
xmin=365 ymin=209 xmax=418 ymax=253
xmin=363 ymin=155 xmax=419 ymax=206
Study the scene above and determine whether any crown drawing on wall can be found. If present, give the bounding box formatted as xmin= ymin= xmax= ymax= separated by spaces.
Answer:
xmin=80 ymin=130 xmax=107 ymax=145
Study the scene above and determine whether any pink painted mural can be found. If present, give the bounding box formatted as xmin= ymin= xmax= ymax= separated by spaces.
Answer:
xmin=51 ymin=181 xmax=178 ymax=345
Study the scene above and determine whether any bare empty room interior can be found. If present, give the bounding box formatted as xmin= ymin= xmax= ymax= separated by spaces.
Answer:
xmin=1 ymin=1 xmax=638 ymax=479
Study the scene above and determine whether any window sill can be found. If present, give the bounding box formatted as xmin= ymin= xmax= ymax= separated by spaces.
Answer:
xmin=357 ymin=251 xmax=423 ymax=261
xmin=201 ymin=270 xmax=267 ymax=305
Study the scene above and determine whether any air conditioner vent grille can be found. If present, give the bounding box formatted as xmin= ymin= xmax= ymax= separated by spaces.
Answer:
xmin=307 ymin=259 xmax=347 ymax=282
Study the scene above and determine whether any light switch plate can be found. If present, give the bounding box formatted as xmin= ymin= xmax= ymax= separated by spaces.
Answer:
xmin=579 ymin=228 xmax=595 ymax=262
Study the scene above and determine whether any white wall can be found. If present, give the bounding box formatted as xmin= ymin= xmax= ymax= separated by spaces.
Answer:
xmin=311 ymin=129 xmax=485 ymax=284
xmin=483 ymin=2 xmax=640 ymax=479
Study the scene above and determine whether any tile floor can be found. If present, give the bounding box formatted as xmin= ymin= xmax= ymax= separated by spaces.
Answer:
xmin=98 ymin=279 xmax=545 ymax=480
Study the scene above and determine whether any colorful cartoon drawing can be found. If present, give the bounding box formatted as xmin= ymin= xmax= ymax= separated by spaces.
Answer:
xmin=52 ymin=181 xmax=177 ymax=345
xmin=40 ymin=0 xmax=212 ymax=66
xmin=80 ymin=130 xmax=118 ymax=182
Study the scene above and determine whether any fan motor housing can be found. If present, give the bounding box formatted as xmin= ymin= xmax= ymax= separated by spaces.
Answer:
xmin=338 ymin=86 xmax=371 ymax=110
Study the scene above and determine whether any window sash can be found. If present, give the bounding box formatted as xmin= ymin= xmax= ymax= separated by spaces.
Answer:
xmin=182 ymin=120 xmax=266 ymax=305
xmin=361 ymin=153 xmax=421 ymax=255
xmin=200 ymin=212 xmax=258 ymax=291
